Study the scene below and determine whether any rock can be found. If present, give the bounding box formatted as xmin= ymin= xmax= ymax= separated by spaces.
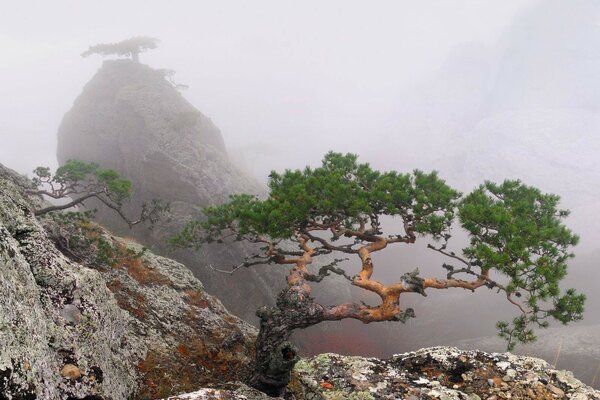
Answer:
xmin=496 ymin=361 xmax=511 ymax=371
xmin=571 ymin=394 xmax=589 ymax=400
xmin=555 ymin=370 xmax=583 ymax=390
xmin=0 ymin=163 xmax=256 ymax=399
xmin=61 ymin=304 xmax=81 ymax=325
xmin=503 ymin=369 xmax=517 ymax=382
xmin=547 ymin=383 xmax=565 ymax=397
xmin=60 ymin=364 xmax=81 ymax=380
xmin=55 ymin=59 xmax=352 ymax=333
xmin=162 ymin=383 xmax=272 ymax=399
xmin=291 ymin=347 xmax=600 ymax=400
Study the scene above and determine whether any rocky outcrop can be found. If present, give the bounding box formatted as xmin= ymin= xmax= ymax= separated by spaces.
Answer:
xmin=55 ymin=59 xmax=295 ymax=323
xmin=0 ymin=163 xmax=255 ymax=399
xmin=160 ymin=347 xmax=600 ymax=399
xmin=289 ymin=347 xmax=600 ymax=400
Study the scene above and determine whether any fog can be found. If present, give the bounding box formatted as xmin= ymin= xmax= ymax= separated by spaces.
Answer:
xmin=1 ymin=1 xmax=535 ymax=173
xmin=2 ymin=0 xmax=599 ymax=386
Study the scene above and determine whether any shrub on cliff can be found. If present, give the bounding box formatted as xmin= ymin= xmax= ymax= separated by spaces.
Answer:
xmin=28 ymin=159 xmax=168 ymax=227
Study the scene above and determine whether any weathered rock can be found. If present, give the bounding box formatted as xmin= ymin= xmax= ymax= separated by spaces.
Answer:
xmin=162 ymin=382 xmax=272 ymax=399
xmin=290 ymin=347 xmax=600 ymax=400
xmin=0 ymin=163 xmax=256 ymax=399
xmin=1 ymin=164 xmax=142 ymax=399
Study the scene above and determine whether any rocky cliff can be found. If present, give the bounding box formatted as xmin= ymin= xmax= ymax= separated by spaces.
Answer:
xmin=0 ymin=163 xmax=255 ymax=399
xmin=56 ymin=59 xmax=290 ymax=323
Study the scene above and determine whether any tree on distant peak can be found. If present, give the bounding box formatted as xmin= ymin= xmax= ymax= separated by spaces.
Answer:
xmin=81 ymin=36 xmax=159 ymax=63
xmin=173 ymin=151 xmax=585 ymax=397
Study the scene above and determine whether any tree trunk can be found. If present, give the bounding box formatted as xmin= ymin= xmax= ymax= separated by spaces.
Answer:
xmin=247 ymin=287 xmax=325 ymax=397
xmin=132 ymin=51 xmax=139 ymax=63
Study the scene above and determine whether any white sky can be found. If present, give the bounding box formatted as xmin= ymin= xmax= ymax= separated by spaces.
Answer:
xmin=0 ymin=0 xmax=538 ymax=175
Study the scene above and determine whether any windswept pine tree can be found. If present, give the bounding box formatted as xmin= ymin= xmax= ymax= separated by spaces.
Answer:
xmin=174 ymin=152 xmax=585 ymax=396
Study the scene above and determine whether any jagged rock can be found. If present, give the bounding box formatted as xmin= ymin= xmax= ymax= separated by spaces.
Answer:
xmin=289 ymin=347 xmax=600 ymax=399
xmin=0 ymin=164 xmax=141 ymax=399
xmin=0 ymin=163 xmax=256 ymax=399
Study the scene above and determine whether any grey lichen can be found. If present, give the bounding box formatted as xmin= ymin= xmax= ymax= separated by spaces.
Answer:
xmin=0 ymin=163 xmax=257 ymax=399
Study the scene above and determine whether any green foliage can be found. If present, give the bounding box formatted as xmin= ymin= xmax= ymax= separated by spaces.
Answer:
xmin=54 ymin=159 xmax=98 ymax=183
xmin=95 ymin=168 xmax=132 ymax=204
xmin=30 ymin=160 xmax=168 ymax=228
xmin=459 ymin=180 xmax=584 ymax=348
xmin=81 ymin=36 xmax=159 ymax=60
xmin=174 ymin=152 xmax=585 ymax=350
xmin=37 ymin=159 xmax=132 ymax=202
xmin=173 ymin=152 xmax=460 ymax=247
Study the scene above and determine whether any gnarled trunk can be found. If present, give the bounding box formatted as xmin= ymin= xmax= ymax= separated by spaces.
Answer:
xmin=243 ymin=234 xmax=485 ymax=396
xmin=247 ymin=287 xmax=325 ymax=397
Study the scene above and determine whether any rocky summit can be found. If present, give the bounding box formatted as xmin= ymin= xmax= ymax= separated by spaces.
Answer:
xmin=55 ymin=59 xmax=294 ymax=323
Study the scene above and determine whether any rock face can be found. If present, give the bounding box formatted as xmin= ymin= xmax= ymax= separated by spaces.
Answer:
xmin=56 ymin=59 xmax=289 ymax=323
xmin=57 ymin=59 xmax=249 ymax=208
xmin=0 ymin=163 xmax=255 ymax=399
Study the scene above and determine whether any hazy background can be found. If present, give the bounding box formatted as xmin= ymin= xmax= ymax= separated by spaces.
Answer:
xmin=1 ymin=0 xmax=599 ymax=384
xmin=1 ymin=0 xmax=535 ymax=174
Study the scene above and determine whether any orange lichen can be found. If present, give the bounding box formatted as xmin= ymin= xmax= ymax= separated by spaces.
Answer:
xmin=184 ymin=289 xmax=210 ymax=308
xmin=118 ymin=255 xmax=172 ymax=286
xmin=106 ymin=279 xmax=147 ymax=320
xmin=135 ymin=335 xmax=247 ymax=399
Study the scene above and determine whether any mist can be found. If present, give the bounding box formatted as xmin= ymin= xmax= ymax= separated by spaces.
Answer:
xmin=2 ymin=0 xmax=599 ymax=389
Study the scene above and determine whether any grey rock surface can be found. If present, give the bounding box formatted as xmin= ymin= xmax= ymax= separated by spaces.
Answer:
xmin=0 ymin=163 xmax=256 ymax=399
xmin=0 ymin=164 xmax=142 ymax=399
xmin=290 ymin=346 xmax=600 ymax=400
xmin=163 ymin=383 xmax=271 ymax=400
